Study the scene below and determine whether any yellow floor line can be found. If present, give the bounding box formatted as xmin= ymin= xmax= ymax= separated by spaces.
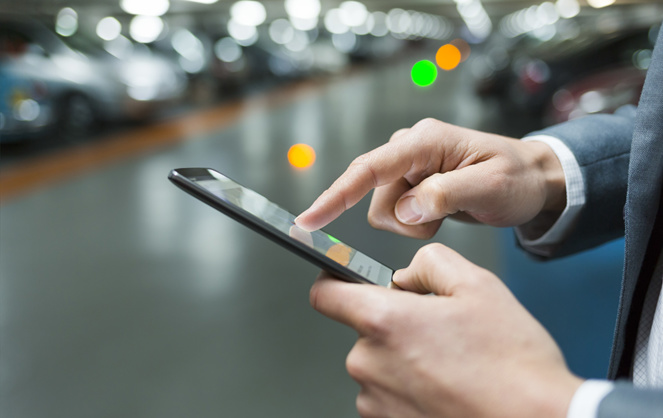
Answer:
xmin=0 ymin=78 xmax=325 ymax=204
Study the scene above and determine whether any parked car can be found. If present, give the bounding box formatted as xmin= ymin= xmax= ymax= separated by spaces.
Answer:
xmin=0 ymin=17 xmax=187 ymax=143
xmin=476 ymin=24 xmax=658 ymax=122
xmin=544 ymin=65 xmax=646 ymax=125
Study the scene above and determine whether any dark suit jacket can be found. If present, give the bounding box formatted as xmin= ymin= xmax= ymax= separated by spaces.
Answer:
xmin=524 ymin=24 xmax=663 ymax=417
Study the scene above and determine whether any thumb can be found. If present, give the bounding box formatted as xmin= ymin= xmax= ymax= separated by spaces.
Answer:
xmin=395 ymin=165 xmax=494 ymax=225
xmin=392 ymin=243 xmax=485 ymax=296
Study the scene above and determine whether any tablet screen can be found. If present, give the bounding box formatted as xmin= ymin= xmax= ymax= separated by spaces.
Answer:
xmin=193 ymin=171 xmax=393 ymax=286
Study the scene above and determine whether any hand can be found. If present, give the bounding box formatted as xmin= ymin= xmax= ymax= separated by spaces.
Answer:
xmin=296 ymin=118 xmax=565 ymax=239
xmin=310 ymin=243 xmax=583 ymax=418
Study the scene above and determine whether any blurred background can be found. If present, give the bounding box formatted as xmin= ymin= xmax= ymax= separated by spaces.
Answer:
xmin=0 ymin=1 xmax=661 ymax=417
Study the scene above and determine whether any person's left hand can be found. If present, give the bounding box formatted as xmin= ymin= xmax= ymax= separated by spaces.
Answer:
xmin=310 ymin=243 xmax=583 ymax=418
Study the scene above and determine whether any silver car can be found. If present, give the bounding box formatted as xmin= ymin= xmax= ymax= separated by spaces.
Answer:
xmin=0 ymin=17 xmax=187 ymax=143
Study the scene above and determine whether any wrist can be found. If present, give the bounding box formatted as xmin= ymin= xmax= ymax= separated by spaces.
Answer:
xmin=524 ymin=140 xmax=566 ymax=213
xmin=530 ymin=373 xmax=585 ymax=418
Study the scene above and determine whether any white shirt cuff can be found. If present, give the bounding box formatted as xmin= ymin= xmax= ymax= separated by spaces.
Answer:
xmin=566 ymin=380 xmax=615 ymax=418
xmin=515 ymin=135 xmax=586 ymax=257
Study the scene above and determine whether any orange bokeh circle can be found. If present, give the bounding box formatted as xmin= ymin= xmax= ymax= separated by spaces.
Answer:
xmin=435 ymin=44 xmax=462 ymax=71
xmin=288 ymin=143 xmax=316 ymax=169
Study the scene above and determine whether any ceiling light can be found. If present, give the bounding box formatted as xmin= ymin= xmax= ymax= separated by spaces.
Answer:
xmin=96 ymin=17 xmax=122 ymax=41
xmin=56 ymin=8 xmax=78 ymax=37
xmin=230 ymin=1 xmax=267 ymax=27
xmin=129 ymin=15 xmax=164 ymax=43
xmin=285 ymin=0 xmax=320 ymax=20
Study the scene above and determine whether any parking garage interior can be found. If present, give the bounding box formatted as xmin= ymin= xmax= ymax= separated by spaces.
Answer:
xmin=1 ymin=1 xmax=662 ymax=417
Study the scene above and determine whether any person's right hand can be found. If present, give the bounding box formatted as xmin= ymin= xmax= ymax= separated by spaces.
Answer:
xmin=296 ymin=118 xmax=566 ymax=239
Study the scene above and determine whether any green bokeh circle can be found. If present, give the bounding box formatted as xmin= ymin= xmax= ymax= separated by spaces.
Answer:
xmin=411 ymin=60 xmax=437 ymax=87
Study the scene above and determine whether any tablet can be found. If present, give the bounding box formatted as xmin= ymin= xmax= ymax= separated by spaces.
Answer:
xmin=169 ymin=168 xmax=394 ymax=287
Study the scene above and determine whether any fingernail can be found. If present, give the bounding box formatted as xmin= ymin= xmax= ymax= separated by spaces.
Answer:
xmin=294 ymin=215 xmax=310 ymax=231
xmin=390 ymin=269 xmax=405 ymax=290
xmin=395 ymin=196 xmax=423 ymax=224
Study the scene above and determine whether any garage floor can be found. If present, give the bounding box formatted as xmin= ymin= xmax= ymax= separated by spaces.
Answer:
xmin=0 ymin=57 xmax=622 ymax=418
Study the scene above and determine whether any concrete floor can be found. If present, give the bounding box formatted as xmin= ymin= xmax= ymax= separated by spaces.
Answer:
xmin=0 ymin=55 xmax=623 ymax=417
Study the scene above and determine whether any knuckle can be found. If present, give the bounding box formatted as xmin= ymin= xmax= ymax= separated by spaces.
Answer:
xmin=350 ymin=154 xmax=379 ymax=188
xmin=412 ymin=117 xmax=439 ymax=131
xmin=414 ymin=243 xmax=447 ymax=264
xmin=388 ymin=128 xmax=410 ymax=143
xmin=412 ymin=242 xmax=453 ymax=266
xmin=356 ymin=391 xmax=377 ymax=418
xmin=419 ymin=174 xmax=451 ymax=217
xmin=350 ymin=152 xmax=373 ymax=168
xmin=357 ymin=300 xmax=393 ymax=339
xmin=346 ymin=346 xmax=368 ymax=382
xmin=367 ymin=203 xmax=394 ymax=231
xmin=308 ymin=283 xmax=320 ymax=310
xmin=366 ymin=210 xmax=385 ymax=229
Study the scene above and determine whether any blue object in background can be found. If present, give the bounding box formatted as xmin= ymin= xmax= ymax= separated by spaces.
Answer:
xmin=499 ymin=230 xmax=624 ymax=379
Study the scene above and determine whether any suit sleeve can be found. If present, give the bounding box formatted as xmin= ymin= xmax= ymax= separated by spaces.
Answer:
xmin=597 ymin=381 xmax=663 ymax=418
xmin=521 ymin=105 xmax=636 ymax=258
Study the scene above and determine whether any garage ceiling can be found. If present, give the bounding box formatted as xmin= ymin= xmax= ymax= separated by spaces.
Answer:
xmin=0 ymin=0 xmax=652 ymax=19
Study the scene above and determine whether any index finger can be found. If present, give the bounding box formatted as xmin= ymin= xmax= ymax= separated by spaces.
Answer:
xmin=295 ymin=141 xmax=417 ymax=231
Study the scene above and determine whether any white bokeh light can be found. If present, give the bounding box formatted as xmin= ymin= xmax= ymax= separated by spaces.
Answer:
xmin=121 ymin=0 xmax=170 ymax=17
xmin=285 ymin=0 xmax=320 ymax=20
xmin=215 ymin=37 xmax=242 ymax=62
xmin=332 ymin=31 xmax=357 ymax=53
xmin=172 ymin=29 xmax=204 ymax=62
xmin=386 ymin=9 xmax=411 ymax=34
xmin=587 ymin=0 xmax=616 ymax=8
xmin=96 ymin=17 xmax=122 ymax=41
xmin=230 ymin=1 xmax=267 ymax=27
xmin=130 ymin=15 xmax=164 ymax=43
xmin=270 ymin=19 xmax=295 ymax=45
xmin=339 ymin=1 xmax=368 ymax=28
xmin=290 ymin=16 xmax=318 ymax=31
xmin=56 ymin=8 xmax=78 ymax=37
xmin=324 ymin=9 xmax=349 ymax=34
xmin=352 ymin=13 xmax=374 ymax=35
xmin=285 ymin=30 xmax=309 ymax=52
xmin=228 ymin=19 xmax=259 ymax=45
xmin=556 ymin=0 xmax=580 ymax=19
xmin=369 ymin=11 xmax=389 ymax=37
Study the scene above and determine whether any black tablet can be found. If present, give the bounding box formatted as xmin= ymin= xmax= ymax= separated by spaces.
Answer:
xmin=169 ymin=168 xmax=394 ymax=286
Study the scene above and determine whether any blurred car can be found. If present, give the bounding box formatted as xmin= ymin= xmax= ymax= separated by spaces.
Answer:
xmin=477 ymin=24 xmax=658 ymax=120
xmin=0 ymin=17 xmax=187 ymax=143
xmin=0 ymin=60 xmax=55 ymax=141
xmin=544 ymin=65 xmax=646 ymax=125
